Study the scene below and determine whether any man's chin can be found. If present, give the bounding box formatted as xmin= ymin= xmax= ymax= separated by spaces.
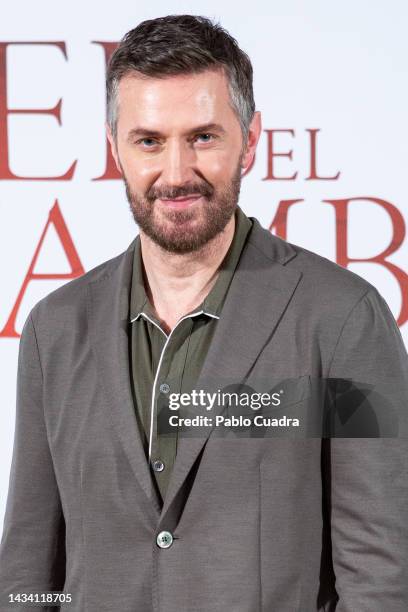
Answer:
xmin=143 ymin=216 xmax=218 ymax=254
xmin=156 ymin=223 xmax=209 ymax=251
xmin=143 ymin=230 xmax=210 ymax=254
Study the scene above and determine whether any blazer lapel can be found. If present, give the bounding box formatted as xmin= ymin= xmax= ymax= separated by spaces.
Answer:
xmin=86 ymin=239 xmax=162 ymax=521
xmin=159 ymin=218 xmax=303 ymax=522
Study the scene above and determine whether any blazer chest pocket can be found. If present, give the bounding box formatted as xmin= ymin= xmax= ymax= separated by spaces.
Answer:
xmin=236 ymin=374 xmax=320 ymax=438
xmin=243 ymin=373 xmax=312 ymax=409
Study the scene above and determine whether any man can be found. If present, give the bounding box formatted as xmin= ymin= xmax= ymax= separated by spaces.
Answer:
xmin=0 ymin=14 xmax=407 ymax=612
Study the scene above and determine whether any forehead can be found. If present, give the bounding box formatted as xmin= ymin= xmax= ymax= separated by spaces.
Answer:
xmin=116 ymin=68 xmax=236 ymax=130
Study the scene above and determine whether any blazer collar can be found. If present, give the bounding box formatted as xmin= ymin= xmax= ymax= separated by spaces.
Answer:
xmin=86 ymin=215 xmax=302 ymax=524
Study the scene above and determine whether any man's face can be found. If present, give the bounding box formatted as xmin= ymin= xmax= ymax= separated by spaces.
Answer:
xmin=108 ymin=68 xmax=259 ymax=253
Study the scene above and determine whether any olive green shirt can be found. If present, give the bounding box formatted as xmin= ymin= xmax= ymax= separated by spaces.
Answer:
xmin=128 ymin=206 xmax=253 ymax=505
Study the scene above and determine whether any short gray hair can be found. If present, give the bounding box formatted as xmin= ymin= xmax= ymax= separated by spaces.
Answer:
xmin=106 ymin=15 xmax=256 ymax=143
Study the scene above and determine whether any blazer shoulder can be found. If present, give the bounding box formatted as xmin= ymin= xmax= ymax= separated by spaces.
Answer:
xmin=289 ymin=240 xmax=372 ymax=291
xmin=29 ymin=242 xmax=133 ymax=327
xmin=286 ymin=239 xmax=387 ymax=322
xmin=248 ymin=219 xmax=378 ymax=313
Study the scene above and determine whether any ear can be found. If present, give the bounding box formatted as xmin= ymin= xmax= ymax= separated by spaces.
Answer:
xmin=106 ymin=122 xmax=122 ymax=175
xmin=241 ymin=111 xmax=262 ymax=171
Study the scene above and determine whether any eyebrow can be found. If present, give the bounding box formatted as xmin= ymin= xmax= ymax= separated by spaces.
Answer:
xmin=127 ymin=122 xmax=226 ymax=142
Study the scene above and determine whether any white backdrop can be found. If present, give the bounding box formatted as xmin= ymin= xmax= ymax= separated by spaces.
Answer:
xmin=1 ymin=0 xmax=407 ymax=526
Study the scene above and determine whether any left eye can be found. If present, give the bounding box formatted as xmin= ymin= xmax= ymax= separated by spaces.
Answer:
xmin=195 ymin=133 xmax=214 ymax=142
xmin=140 ymin=138 xmax=157 ymax=146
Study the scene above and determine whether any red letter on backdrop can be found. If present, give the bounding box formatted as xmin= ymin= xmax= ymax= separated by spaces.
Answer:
xmin=268 ymin=199 xmax=304 ymax=240
xmin=324 ymin=197 xmax=408 ymax=326
xmin=0 ymin=42 xmax=77 ymax=180
xmin=306 ymin=129 xmax=340 ymax=180
xmin=0 ymin=201 xmax=85 ymax=338
xmin=263 ymin=129 xmax=298 ymax=181
xmin=92 ymin=41 xmax=121 ymax=180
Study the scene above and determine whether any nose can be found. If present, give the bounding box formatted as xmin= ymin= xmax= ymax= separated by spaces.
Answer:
xmin=159 ymin=138 xmax=197 ymax=186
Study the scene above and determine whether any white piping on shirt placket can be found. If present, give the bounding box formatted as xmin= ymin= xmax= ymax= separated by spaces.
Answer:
xmin=132 ymin=309 xmax=219 ymax=461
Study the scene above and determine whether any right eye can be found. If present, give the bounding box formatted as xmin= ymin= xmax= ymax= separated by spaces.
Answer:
xmin=136 ymin=138 xmax=158 ymax=148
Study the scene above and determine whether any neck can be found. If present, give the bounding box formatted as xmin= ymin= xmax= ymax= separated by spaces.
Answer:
xmin=139 ymin=214 xmax=236 ymax=332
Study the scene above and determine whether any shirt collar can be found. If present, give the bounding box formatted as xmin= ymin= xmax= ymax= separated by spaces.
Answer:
xmin=129 ymin=205 xmax=253 ymax=323
xmin=129 ymin=237 xmax=153 ymax=322
xmin=200 ymin=205 xmax=252 ymax=317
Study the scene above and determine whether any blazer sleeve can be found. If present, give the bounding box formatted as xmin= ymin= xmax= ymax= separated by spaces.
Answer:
xmin=324 ymin=287 xmax=408 ymax=611
xmin=0 ymin=312 xmax=66 ymax=612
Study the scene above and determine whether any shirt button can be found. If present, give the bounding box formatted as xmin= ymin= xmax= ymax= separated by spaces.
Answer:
xmin=160 ymin=382 xmax=170 ymax=394
xmin=152 ymin=460 xmax=165 ymax=472
xmin=156 ymin=530 xmax=173 ymax=549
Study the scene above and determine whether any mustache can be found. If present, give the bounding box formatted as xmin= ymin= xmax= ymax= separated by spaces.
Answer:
xmin=146 ymin=182 xmax=214 ymax=202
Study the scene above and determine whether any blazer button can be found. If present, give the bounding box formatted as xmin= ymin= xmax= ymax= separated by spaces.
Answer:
xmin=156 ymin=530 xmax=173 ymax=549
xmin=152 ymin=460 xmax=165 ymax=472
xmin=160 ymin=383 xmax=170 ymax=394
